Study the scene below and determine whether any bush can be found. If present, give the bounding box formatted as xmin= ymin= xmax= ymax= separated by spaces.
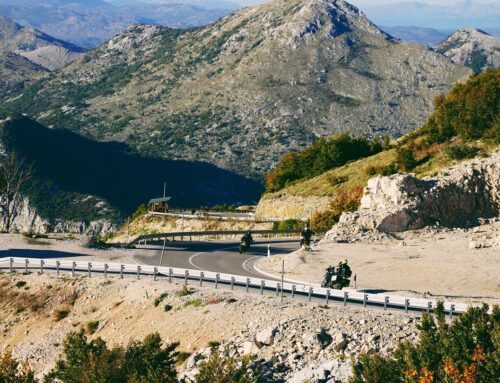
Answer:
xmin=350 ymin=303 xmax=500 ymax=383
xmin=396 ymin=145 xmax=417 ymax=172
xmin=195 ymin=351 xmax=263 ymax=383
xmin=272 ymin=219 xmax=304 ymax=231
xmin=85 ymin=320 xmax=99 ymax=335
xmin=425 ymin=69 xmax=499 ymax=143
xmin=15 ymin=281 xmax=27 ymax=289
xmin=0 ymin=351 xmax=37 ymax=382
xmin=175 ymin=286 xmax=195 ymax=297
xmin=445 ymin=144 xmax=480 ymax=160
xmin=266 ymin=133 xmax=382 ymax=192
xmin=44 ymin=331 xmax=179 ymax=383
xmin=53 ymin=307 xmax=71 ymax=322
xmin=154 ymin=293 xmax=168 ymax=307
xmin=311 ymin=187 xmax=363 ymax=229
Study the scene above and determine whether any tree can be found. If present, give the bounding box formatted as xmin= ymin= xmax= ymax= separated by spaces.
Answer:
xmin=195 ymin=351 xmax=263 ymax=383
xmin=0 ymin=351 xmax=38 ymax=383
xmin=0 ymin=152 xmax=33 ymax=232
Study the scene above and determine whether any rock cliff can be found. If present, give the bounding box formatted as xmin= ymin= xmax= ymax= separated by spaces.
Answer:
xmin=0 ymin=196 xmax=116 ymax=237
xmin=324 ymin=151 xmax=499 ymax=241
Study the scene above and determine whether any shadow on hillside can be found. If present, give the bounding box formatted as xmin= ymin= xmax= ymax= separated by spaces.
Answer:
xmin=1 ymin=117 xmax=263 ymax=216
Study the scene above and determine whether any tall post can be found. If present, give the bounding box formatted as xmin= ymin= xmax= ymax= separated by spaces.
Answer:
xmin=160 ymin=238 xmax=167 ymax=266
xmin=163 ymin=181 xmax=167 ymax=198
xmin=280 ymin=260 xmax=285 ymax=302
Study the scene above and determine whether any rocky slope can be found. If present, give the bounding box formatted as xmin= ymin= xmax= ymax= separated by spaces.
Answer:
xmin=0 ymin=272 xmax=420 ymax=382
xmin=1 ymin=0 xmax=471 ymax=178
xmin=436 ymin=28 xmax=500 ymax=73
xmin=324 ymin=151 xmax=499 ymax=241
xmin=0 ymin=15 xmax=83 ymax=70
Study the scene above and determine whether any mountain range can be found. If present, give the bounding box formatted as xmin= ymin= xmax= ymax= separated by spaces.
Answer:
xmin=0 ymin=0 xmax=472 ymax=180
xmin=0 ymin=15 xmax=83 ymax=101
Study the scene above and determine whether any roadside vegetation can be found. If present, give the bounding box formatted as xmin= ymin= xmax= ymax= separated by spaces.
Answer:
xmin=265 ymin=69 xmax=499 ymax=229
xmin=0 ymin=305 xmax=497 ymax=382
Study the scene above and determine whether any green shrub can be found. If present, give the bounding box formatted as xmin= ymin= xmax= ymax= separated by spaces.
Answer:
xmin=53 ymin=307 xmax=70 ymax=322
xmin=272 ymin=219 xmax=304 ymax=231
xmin=44 ymin=331 xmax=179 ymax=383
xmin=15 ymin=281 xmax=27 ymax=289
xmin=195 ymin=351 xmax=263 ymax=383
xmin=350 ymin=303 xmax=500 ymax=383
xmin=266 ymin=133 xmax=383 ymax=192
xmin=425 ymin=69 xmax=499 ymax=143
xmin=184 ymin=299 xmax=203 ymax=308
xmin=164 ymin=304 xmax=173 ymax=312
xmin=445 ymin=144 xmax=480 ymax=160
xmin=176 ymin=351 xmax=191 ymax=366
xmin=311 ymin=187 xmax=364 ymax=229
xmin=154 ymin=293 xmax=168 ymax=307
xmin=85 ymin=320 xmax=99 ymax=335
xmin=175 ymin=286 xmax=195 ymax=297
xmin=0 ymin=351 xmax=37 ymax=382
xmin=396 ymin=145 xmax=417 ymax=172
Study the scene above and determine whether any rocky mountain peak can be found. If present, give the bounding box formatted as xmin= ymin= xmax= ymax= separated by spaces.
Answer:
xmin=436 ymin=27 xmax=499 ymax=72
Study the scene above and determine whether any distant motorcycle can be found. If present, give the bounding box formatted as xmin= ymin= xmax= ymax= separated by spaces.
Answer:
xmin=300 ymin=237 xmax=312 ymax=251
xmin=239 ymin=240 xmax=250 ymax=254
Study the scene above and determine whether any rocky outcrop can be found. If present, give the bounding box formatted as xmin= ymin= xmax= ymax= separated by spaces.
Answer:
xmin=181 ymin=312 xmax=418 ymax=382
xmin=0 ymin=196 xmax=116 ymax=237
xmin=324 ymin=152 xmax=499 ymax=241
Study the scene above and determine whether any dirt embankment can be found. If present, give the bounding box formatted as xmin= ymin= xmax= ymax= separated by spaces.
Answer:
xmin=0 ymin=273 xmax=419 ymax=381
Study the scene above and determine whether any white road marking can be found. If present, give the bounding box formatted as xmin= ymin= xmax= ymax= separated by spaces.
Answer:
xmin=188 ymin=245 xmax=240 ymax=271
xmin=242 ymin=256 xmax=264 ymax=277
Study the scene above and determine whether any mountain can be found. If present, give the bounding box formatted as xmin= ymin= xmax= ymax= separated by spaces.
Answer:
xmin=0 ymin=0 xmax=471 ymax=179
xmin=0 ymin=117 xmax=262 ymax=226
xmin=359 ymin=1 xmax=500 ymax=31
xmin=0 ymin=0 xmax=236 ymax=48
xmin=380 ymin=26 xmax=452 ymax=46
xmin=435 ymin=28 xmax=500 ymax=73
xmin=0 ymin=15 xmax=84 ymax=70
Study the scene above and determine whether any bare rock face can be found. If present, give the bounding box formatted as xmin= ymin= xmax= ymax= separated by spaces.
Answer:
xmin=0 ymin=196 xmax=117 ymax=237
xmin=325 ymin=152 xmax=500 ymax=239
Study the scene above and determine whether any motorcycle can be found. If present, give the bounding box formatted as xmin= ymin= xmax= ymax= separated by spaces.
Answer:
xmin=321 ymin=266 xmax=351 ymax=290
xmin=300 ymin=237 xmax=312 ymax=251
xmin=239 ymin=240 xmax=250 ymax=254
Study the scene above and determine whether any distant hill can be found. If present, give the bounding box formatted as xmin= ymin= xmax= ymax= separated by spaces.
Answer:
xmin=0 ymin=15 xmax=83 ymax=70
xmin=0 ymin=0 xmax=236 ymax=48
xmin=381 ymin=26 xmax=451 ymax=46
xmin=436 ymin=28 xmax=500 ymax=73
xmin=1 ymin=0 xmax=471 ymax=180
xmin=0 ymin=117 xmax=262 ymax=223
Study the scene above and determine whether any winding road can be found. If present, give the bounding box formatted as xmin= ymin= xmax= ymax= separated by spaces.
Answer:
xmin=133 ymin=239 xmax=301 ymax=279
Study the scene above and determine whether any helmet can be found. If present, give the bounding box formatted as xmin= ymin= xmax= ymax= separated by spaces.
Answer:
xmin=247 ymin=231 xmax=251 ymax=235
xmin=343 ymin=259 xmax=348 ymax=265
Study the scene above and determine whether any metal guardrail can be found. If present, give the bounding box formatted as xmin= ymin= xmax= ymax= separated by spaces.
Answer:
xmin=128 ymin=229 xmax=328 ymax=247
xmin=0 ymin=257 xmax=467 ymax=316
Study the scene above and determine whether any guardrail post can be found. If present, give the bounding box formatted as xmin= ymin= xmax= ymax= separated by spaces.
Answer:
xmin=9 ymin=258 xmax=13 ymax=273
xmin=384 ymin=296 xmax=389 ymax=310
xmin=40 ymin=259 xmax=44 ymax=274
xmin=104 ymin=264 xmax=108 ymax=279
xmin=325 ymin=289 xmax=330 ymax=306
xmin=88 ymin=262 xmax=92 ymax=278
xmin=276 ymin=283 xmax=280 ymax=296
xmin=292 ymin=285 xmax=296 ymax=298
xmin=308 ymin=287 xmax=313 ymax=302
xmin=427 ymin=302 xmax=432 ymax=313
xmin=199 ymin=272 xmax=204 ymax=287
xmin=153 ymin=267 xmax=157 ymax=281
xmin=363 ymin=294 xmax=368 ymax=308
xmin=344 ymin=291 xmax=348 ymax=306
xmin=72 ymin=261 xmax=76 ymax=277
xmin=215 ymin=274 xmax=219 ymax=289
xmin=24 ymin=258 xmax=29 ymax=274
xmin=246 ymin=278 xmax=250 ymax=292
xmin=260 ymin=280 xmax=265 ymax=295
xmin=449 ymin=304 xmax=455 ymax=319
xmin=231 ymin=277 xmax=235 ymax=290
xmin=404 ymin=299 xmax=409 ymax=314
xmin=169 ymin=268 xmax=173 ymax=283
xmin=184 ymin=270 xmax=189 ymax=285
xmin=120 ymin=264 xmax=124 ymax=279
xmin=56 ymin=261 xmax=60 ymax=276
xmin=137 ymin=265 xmax=141 ymax=280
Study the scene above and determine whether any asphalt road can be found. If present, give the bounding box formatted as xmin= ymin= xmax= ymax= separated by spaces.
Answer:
xmin=133 ymin=239 xmax=301 ymax=279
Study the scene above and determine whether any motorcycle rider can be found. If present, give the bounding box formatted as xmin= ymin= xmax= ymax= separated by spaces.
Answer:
xmin=300 ymin=224 xmax=314 ymax=249
xmin=241 ymin=231 xmax=253 ymax=247
xmin=337 ymin=260 xmax=352 ymax=289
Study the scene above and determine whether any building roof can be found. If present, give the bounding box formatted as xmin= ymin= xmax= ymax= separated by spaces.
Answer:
xmin=148 ymin=197 xmax=171 ymax=204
